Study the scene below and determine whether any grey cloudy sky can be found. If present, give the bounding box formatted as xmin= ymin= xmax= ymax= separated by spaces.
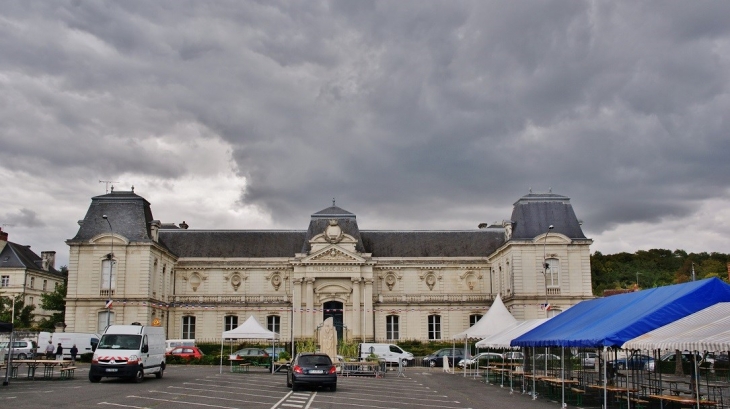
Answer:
xmin=2 ymin=1 xmax=730 ymax=268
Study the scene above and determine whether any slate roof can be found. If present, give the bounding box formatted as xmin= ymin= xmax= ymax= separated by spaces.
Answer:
xmin=0 ymin=241 xmax=63 ymax=276
xmin=158 ymin=230 xmax=307 ymax=258
xmin=509 ymin=193 xmax=586 ymax=240
xmin=302 ymin=205 xmax=365 ymax=253
xmin=360 ymin=229 xmax=505 ymax=257
xmin=68 ymin=190 xmax=154 ymax=243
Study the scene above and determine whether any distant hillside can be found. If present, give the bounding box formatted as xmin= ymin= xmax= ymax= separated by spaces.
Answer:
xmin=591 ymin=249 xmax=730 ymax=296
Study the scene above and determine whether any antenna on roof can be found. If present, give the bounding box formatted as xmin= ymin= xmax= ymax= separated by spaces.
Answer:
xmin=99 ymin=180 xmax=120 ymax=194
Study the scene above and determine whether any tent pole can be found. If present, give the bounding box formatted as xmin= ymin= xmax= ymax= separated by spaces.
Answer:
xmin=219 ymin=337 xmax=224 ymax=374
xmin=532 ymin=347 xmax=537 ymax=400
xmin=561 ymin=347 xmax=565 ymax=409
xmin=464 ymin=336 xmax=467 ymax=377
xmin=603 ymin=347 xmax=608 ymax=409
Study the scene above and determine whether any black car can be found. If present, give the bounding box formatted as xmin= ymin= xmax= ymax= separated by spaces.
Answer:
xmin=287 ymin=353 xmax=337 ymax=392
xmin=422 ymin=348 xmax=467 ymax=367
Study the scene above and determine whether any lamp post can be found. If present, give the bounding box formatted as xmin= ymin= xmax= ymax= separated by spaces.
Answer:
xmin=102 ymin=215 xmax=114 ymax=328
xmin=541 ymin=225 xmax=554 ymax=318
xmin=10 ymin=293 xmax=20 ymax=325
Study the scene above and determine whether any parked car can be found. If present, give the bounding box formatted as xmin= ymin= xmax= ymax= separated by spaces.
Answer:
xmin=287 ymin=352 xmax=337 ymax=392
xmin=503 ymin=351 xmax=524 ymax=361
xmin=422 ymin=348 xmax=468 ymax=367
xmin=166 ymin=346 xmax=205 ymax=360
xmin=610 ymin=354 xmax=653 ymax=370
xmin=575 ymin=352 xmax=598 ymax=368
xmin=264 ymin=346 xmax=285 ymax=360
xmin=228 ymin=348 xmax=268 ymax=360
xmin=458 ymin=352 xmax=503 ymax=368
xmin=535 ymin=353 xmax=561 ymax=362
xmin=0 ymin=339 xmax=37 ymax=360
xmin=644 ymin=352 xmax=711 ymax=372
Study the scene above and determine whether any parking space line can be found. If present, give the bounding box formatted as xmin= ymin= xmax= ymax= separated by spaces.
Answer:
xmin=145 ymin=389 xmax=274 ymax=406
xmin=127 ymin=394 xmax=244 ymax=409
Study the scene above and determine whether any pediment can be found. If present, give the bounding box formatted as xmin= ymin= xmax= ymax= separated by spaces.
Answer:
xmin=303 ymin=245 xmax=365 ymax=264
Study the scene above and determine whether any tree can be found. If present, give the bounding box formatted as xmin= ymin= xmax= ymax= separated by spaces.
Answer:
xmin=0 ymin=296 xmax=35 ymax=328
xmin=38 ymin=280 xmax=67 ymax=330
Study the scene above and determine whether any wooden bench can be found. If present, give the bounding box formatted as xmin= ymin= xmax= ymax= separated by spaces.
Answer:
xmin=59 ymin=366 xmax=77 ymax=379
xmin=569 ymin=387 xmax=585 ymax=405
xmin=232 ymin=363 xmax=250 ymax=373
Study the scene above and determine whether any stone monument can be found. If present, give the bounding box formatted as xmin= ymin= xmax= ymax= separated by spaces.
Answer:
xmin=318 ymin=317 xmax=337 ymax=361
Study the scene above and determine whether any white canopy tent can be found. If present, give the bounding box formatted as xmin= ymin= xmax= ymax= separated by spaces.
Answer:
xmin=475 ymin=318 xmax=549 ymax=349
xmin=219 ymin=315 xmax=279 ymax=374
xmin=452 ymin=294 xmax=517 ymax=377
xmin=622 ymin=302 xmax=730 ymax=352
xmin=453 ymin=294 xmax=517 ymax=339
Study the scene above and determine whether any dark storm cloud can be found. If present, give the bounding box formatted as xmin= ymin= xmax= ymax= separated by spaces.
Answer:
xmin=1 ymin=0 xmax=730 ymax=261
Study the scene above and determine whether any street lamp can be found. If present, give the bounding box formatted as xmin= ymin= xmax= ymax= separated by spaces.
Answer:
xmin=102 ymin=215 xmax=114 ymax=328
xmin=10 ymin=293 xmax=21 ymax=325
xmin=541 ymin=225 xmax=554 ymax=318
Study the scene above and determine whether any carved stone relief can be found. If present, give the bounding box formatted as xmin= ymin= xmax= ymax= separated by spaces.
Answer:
xmin=418 ymin=270 xmax=441 ymax=291
xmin=265 ymin=271 xmax=288 ymax=291
xmin=223 ymin=271 xmax=248 ymax=291
xmin=458 ymin=270 xmax=483 ymax=291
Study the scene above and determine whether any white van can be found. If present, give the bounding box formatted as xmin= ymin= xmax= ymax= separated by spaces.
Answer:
xmin=358 ymin=343 xmax=414 ymax=365
xmin=38 ymin=332 xmax=100 ymax=359
xmin=89 ymin=323 xmax=166 ymax=383
xmin=165 ymin=338 xmax=195 ymax=353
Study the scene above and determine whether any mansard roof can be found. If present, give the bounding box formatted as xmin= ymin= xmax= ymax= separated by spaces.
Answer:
xmin=360 ymin=229 xmax=506 ymax=257
xmin=0 ymin=242 xmax=62 ymax=276
xmin=158 ymin=230 xmax=307 ymax=258
xmin=303 ymin=204 xmax=364 ymax=253
xmin=509 ymin=193 xmax=586 ymax=240
xmin=157 ymin=228 xmax=505 ymax=258
xmin=68 ymin=190 xmax=155 ymax=243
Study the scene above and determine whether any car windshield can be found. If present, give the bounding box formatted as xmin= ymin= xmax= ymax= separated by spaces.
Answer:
xmin=299 ymin=355 xmax=331 ymax=366
xmin=98 ymin=334 xmax=142 ymax=350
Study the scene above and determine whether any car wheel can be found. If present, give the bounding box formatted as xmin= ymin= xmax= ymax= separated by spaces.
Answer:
xmin=287 ymin=375 xmax=292 ymax=388
xmin=134 ymin=368 xmax=145 ymax=383
xmin=291 ymin=382 xmax=299 ymax=392
xmin=330 ymin=384 xmax=337 ymax=392
xmin=89 ymin=374 xmax=101 ymax=383
xmin=18 ymin=353 xmax=27 ymax=360
xmin=155 ymin=366 xmax=164 ymax=379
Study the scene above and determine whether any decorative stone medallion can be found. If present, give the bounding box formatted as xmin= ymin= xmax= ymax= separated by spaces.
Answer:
xmin=324 ymin=219 xmax=343 ymax=243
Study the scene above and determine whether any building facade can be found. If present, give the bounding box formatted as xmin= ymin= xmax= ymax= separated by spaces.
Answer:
xmin=0 ymin=228 xmax=65 ymax=324
xmin=64 ymin=190 xmax=594 ymax=342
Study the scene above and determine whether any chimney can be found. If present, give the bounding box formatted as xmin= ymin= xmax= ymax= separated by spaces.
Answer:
xmin=41 ymin=251 xmax=56 ymax=271
xmin=0 ymin=227 xmax=7 ymax=242
xmin=179 ymin=221 xmax=189 ymax=229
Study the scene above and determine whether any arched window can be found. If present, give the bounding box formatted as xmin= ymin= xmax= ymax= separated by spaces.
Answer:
xmin=386 ymin=315 xmax=399 ymax=340
xmin=101 ymin=259 xmax=115 ymax=295
xmin=267 ymin=315 xmax=280 ymax=333
xmin=224 ymin=315 xmax=238 ymax=331
xmin=98 ymin=311 xmax=115 ymax=333
xmin=545 ymin=258 xmax=560 ymax=288
xmin=428 ymin=315 xmax=441 ymax=340
xmin=182 ymin=316 xmax=196 ymax=339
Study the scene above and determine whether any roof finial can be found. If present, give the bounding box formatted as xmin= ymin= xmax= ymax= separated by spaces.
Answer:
xmin=549 ymin=187 xmax=552 ymax=193
xmin=332 ymin=198 xmax=335 ymax=207
xmin=131 ymin=185 xmax=134 ymax=192
xmin=529 ymin=187 xmax=532 ymax=193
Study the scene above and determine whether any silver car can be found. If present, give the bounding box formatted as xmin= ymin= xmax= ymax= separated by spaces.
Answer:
xmin=0 ymin=339 xmax=37 ymax=360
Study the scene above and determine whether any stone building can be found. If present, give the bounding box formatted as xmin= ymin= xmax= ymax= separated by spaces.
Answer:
xmin=0 ymin=227 xmax=65 ymax=324
xmin=64 ymin=189 xmax=593 ymax=342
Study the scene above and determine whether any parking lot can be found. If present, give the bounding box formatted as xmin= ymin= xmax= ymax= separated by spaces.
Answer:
xmin=0 ymin=364 xmax=564 ymax=409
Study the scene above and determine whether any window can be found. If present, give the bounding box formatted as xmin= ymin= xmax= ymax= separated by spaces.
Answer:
xmin=28 ymin=297 xmax=33 ymax=306
xmin=1 ymin=275 xmax=9 ymax=287
xmin=30 ymin=277 xmax=35 ymax=289
xmin=43 ymin=280 xmax=47 ymax=291
xmin=101 ymin=259 xmax=115 ymax=293
xmin=469 ymin=314 xmax=482 ymax=327
xmin=182 ymin=316 xmax=196 ymax=339
xmin=545 ymin=258 xmax=560 ymax=288
xmin=98 ymin=311 xmax=115 ymax=332
xmin=224 ymin=315 xmax=238 ymax=331
xmin=428 ymin=315 xmax=441 ymax=340
xmin=267 ymin=315 xmax=280 ymax=333
xmin=386 ymin=315 xmax=399 ymax=340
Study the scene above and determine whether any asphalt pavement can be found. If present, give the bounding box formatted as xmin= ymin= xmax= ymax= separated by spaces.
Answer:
xmin=0 ymin=363 xmax=587 ymax=409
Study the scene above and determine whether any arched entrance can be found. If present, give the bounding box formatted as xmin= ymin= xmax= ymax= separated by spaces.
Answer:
xmin=323 ymin=301 xmax=344 ymax=340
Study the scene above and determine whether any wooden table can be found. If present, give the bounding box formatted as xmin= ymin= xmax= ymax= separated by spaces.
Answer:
xmin=11 ymin=360 xmax=71 ymax=379
xmin=648 ymin=394 xmax=718 ymax=408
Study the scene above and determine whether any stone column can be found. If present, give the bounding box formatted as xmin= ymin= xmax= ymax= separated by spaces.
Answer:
xmin=363 ymin=279 xmax=373 ymax=340
xmin=292 ymin=278 xmax=303 ymax=338
xmin=351 ymin=278 xmax=361 ymax=338
xmin=305 ymin=278 xmax=315 ymax=337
